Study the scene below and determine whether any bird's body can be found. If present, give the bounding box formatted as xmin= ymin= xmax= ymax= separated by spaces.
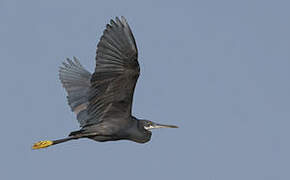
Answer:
xmin=83 ymin=117 xmax=152 ymax=143
xmin=33 ymin=17 xmax=177 ymax=150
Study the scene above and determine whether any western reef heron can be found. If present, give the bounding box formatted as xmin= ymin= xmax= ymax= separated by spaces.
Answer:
xmin=33 ymin=16 xmax=178 ymax=149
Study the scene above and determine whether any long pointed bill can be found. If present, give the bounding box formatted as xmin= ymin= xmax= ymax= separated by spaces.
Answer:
xmin=145 ymin=123 xmax=178 ymax=130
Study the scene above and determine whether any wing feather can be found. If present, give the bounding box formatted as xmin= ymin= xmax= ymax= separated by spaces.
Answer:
xmin=59 ymin=57 xmax=92 ymax=127
xmin=85 ymin=16 xmax=139 ymax=127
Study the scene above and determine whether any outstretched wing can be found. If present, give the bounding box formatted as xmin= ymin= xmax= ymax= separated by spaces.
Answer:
xmin=85 ymin=16 xmax=139 ymax=126
xmin=59 ymin=57 xmax=92 ymax=127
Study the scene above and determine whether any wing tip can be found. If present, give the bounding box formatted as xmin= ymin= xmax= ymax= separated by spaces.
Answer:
xmin=108 ymin=16 xmax=129 ymax=28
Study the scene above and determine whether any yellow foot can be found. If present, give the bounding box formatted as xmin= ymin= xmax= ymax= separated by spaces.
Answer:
xmin=32 ymin=140 xmax=53 ymax=149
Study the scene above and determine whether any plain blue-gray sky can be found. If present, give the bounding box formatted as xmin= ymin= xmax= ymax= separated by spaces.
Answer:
xmin=1 ymin=0 xmax=290 ymax=179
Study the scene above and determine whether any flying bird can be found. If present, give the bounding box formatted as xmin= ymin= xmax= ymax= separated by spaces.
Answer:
xmin=33 ymin=16 xmax=178 ymax=149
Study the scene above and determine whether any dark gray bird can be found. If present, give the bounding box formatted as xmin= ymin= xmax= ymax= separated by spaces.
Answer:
xmin=33 ymin=16 xmax=178 ymax=149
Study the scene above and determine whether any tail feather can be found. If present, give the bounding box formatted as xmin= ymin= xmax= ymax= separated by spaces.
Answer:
xmin=68 ymin=129 xmax=85 ymax=136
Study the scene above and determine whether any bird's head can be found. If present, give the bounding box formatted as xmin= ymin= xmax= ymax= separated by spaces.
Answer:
xmin=141 ymin=120 xmax=178 ymax=131
xmin=132 ymin=119 xmax=178 ymax=143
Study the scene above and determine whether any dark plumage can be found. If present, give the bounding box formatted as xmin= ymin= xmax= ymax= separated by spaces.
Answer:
xmin=33 ymin=16 xmax=177 ymax=150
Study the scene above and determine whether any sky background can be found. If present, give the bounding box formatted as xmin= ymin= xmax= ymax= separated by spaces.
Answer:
xmin=1 ymin=0 xmax=290 ymax=179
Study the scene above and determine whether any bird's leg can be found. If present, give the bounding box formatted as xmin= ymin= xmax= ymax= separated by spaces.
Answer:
xmin=32 ymin=136 xmax=79 ymax=150
xmin=32 ymin=132 xmax=100 ymax=150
